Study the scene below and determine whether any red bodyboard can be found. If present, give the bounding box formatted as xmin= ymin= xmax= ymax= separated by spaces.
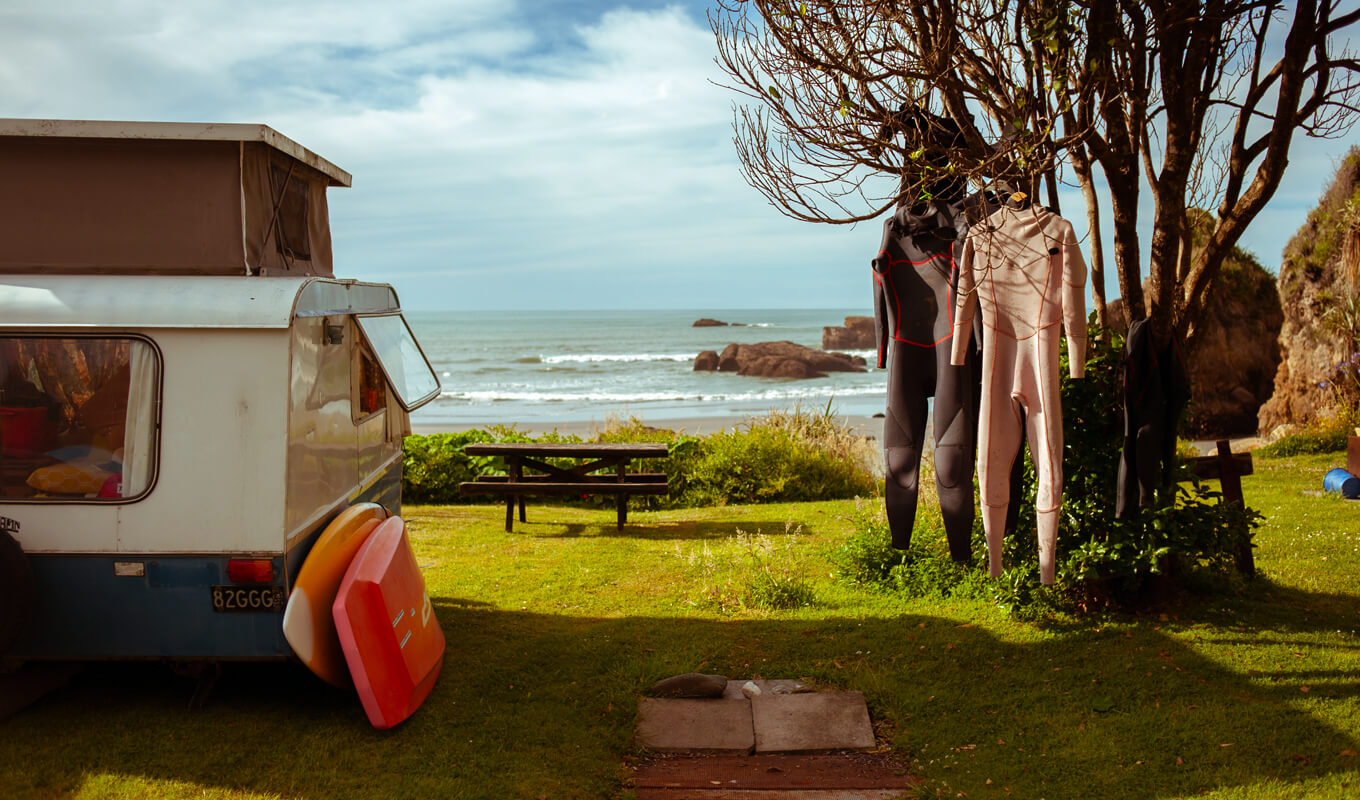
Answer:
xmin=332 ymin=516 xmax=445 ymax=729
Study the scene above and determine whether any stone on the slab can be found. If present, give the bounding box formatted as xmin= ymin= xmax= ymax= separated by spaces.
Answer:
xmin=634 ymin=698 xmax=755 ymax=754
xmin=751 ymin=691 xmax=875 ymax=754
xmin=646 ymin=672 xmax=729 ymax=698
xmin=722 ymin=679 xmax=814 ymax=700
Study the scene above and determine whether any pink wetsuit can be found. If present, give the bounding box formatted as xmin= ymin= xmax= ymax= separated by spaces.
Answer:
xmin=950 ymin=204 xmax=1087 ymax=584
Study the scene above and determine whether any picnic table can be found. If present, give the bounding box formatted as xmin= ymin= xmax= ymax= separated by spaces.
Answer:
xmin=458 ymin=442 xmax=670 ymax=532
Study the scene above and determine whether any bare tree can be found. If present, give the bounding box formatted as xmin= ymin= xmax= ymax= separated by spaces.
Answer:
xmin=711 ymin=0 xmax=1360 ymax=345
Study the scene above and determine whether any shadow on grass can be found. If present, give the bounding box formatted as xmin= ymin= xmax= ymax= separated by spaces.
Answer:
xmin=4 ymin=589 xmax=1359 ymax=800
xmin=408 ymin=504 xmax=817 ymax=542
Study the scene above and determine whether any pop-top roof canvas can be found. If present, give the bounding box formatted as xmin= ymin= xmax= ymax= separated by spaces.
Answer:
xmin=0 ymin=119 xmax=351 ymax=277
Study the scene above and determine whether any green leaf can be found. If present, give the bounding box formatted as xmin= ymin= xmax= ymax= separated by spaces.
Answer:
xmin=767 ymin=85 xmax=781 ymax=100
xmin=1092 ymin=695 xmax=1116 ymax=713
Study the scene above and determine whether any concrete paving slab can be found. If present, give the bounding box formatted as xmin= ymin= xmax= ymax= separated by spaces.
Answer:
xmin=635 ymin=698 xmax=755 ymax=754
xmin=751 ymin=692 xmax=875 ymax=754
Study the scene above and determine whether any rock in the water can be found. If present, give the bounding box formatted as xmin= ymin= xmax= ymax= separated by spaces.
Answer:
xmin=711 ymin=340 xmax=867 ymax=380
xmin=692 ymin=318 xmax=729 ymax=327
xmin=646 ymin=673 xmax=730 ymax=698
xmin=822 ymin=315 xmax=875 ymax=350
xmin=693 ymin=350 xmax=720 ymax=371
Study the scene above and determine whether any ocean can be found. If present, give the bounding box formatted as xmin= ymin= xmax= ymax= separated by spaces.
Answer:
xmin=404 ymin=308 xmax=887 ymax=430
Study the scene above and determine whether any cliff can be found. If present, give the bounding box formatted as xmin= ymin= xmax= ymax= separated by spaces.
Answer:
xmin=1258 ymin=147 xmax=1360 ymax=432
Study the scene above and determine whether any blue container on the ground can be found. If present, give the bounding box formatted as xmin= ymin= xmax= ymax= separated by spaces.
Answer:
xmin=1323 ymin=468 xmax=1360 ymax=499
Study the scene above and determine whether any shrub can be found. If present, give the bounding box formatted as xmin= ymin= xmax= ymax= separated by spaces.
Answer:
xmin=1257 ymin=422 xmax=1351 ymax=457
xmin=676 ymin=405 xmax=879 ymax=507
xmin=401 ymin=430 xmax=496 ymax=504
xmin=828 ymin=498 xmax=909 ymax=586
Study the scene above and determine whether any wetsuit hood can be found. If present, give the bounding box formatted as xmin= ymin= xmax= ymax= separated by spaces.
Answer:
xmin=893 ymin=198 xmax=962 ymax=240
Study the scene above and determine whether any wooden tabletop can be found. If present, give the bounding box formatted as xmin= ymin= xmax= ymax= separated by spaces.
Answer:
xmin=462 ymin=442 xmax=669 ymax=459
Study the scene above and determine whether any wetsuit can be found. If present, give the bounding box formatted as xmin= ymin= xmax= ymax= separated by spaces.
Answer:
xmin=951 ymin=204 xmax=1088 ymax=585
xmin=1116 ymin=317 xmax=1191 ymax=518
xmin=873 ymin=199 xmax=980 ymax=559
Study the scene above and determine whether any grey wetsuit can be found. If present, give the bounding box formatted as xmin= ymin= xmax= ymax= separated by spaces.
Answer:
xmin=873 ymin=200 xmax=980 ymax=560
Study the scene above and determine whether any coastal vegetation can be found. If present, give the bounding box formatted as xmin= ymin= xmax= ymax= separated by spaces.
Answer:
xmin=3 ymin=453 xmax=1356 ymax=799
xmin=401 ymin=405 xmax=880 ymax=509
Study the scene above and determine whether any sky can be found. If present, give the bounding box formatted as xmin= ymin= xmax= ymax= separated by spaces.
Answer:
xmin=1 ymin=0 xmax=1355 ymax=311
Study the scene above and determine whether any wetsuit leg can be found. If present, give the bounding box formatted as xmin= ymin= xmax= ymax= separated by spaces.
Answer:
xmin=1024 ymin=332 xmax=1066 ymax=585
xmin=977 ymin=344 xmax=1025 ymax=578
xmin=883 ymin=345 xmax=932 ymax=550
xmin=932 ymin=349 xmax=976 ymax=562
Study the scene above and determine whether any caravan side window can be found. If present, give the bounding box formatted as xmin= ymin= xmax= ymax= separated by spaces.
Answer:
xmin=355 ymin=343 xmax=387 ymax=421
xmin=0 ymin=337 xmax=160 ymax=502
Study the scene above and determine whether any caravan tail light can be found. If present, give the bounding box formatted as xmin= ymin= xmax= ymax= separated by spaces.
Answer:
xmin=227 ymin=559 xmax=275 ymax=584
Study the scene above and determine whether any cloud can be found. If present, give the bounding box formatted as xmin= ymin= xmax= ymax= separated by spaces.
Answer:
xmin=3 ymin=1 xmax=1352 ymax=310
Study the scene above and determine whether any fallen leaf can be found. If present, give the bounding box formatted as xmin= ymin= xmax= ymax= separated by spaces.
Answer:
xmin=1220 ymin=743 xmax=1234 ymax=748
xmin=1339 ymin=749 xmax=1357 ymax=757
xmin=1175 ymin=757 xmax=1184 ymax=765
xmin=1300 ymin=686 xmax=1312 ymax=693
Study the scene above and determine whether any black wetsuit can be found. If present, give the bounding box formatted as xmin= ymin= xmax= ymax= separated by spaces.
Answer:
xmin=1116 ymin=317 xmax=1191 ymax=517
xmin=873 ymin=199 xmax=981 ymax=559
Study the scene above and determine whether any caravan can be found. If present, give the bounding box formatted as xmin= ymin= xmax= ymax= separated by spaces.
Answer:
xmin=0 ymin=120 xmax=440 ymax=664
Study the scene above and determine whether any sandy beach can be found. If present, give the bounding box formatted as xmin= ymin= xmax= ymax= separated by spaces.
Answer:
xmin=412 ymin=412 xmax=884 ymax=439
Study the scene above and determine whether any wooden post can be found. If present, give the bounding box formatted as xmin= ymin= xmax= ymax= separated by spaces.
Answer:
xmin=1216 ymin=439 xmax=1254 ymax=578
xmin=616 ymin=460 xmax=627 ymax=529
xmin=505 ymin=459 xmax=523 ymax=533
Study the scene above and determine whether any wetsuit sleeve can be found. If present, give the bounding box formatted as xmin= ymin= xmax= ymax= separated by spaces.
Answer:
xmin=950 ymin=234 xmax=978 ymax=367
xmin=1060 ymin=219 xmax=1088 ymax=379
xmin=874 ymin=266 xmax=889 ymax=369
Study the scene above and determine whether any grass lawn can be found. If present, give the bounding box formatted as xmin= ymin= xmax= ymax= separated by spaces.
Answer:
xmin=2 ymin=453 xmax=1358 ymax=799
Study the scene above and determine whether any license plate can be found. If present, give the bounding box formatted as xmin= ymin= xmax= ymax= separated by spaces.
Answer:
xmin=211 ymin=585 xmax=285 ymax=613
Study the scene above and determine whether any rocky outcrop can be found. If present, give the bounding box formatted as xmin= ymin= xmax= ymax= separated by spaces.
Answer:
xmin=692 ymin=340 xmax=867 ymax=379
xmin=1183 ymin=254 xmax=1284 ymax=436
xmin=822 ymin=316 xmax=875 ymax=350
xmin=1105 ymin=213 xmax=1284 ymax=437
xmin=693 ymin=318 xmax=746 ymax=327
xmin=1259 ymin=147 xmax=1360 ymax=432
xmin=692 ymin=350 xmax=720 ymax=371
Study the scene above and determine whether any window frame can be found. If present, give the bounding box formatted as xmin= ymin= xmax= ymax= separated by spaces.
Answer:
xmin=352 ymin=312 xmax=440 ymax=411
xmin=0 ymin=332 xmax=163 ymax=505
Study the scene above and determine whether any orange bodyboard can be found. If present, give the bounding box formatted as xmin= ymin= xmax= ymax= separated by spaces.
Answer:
xmin=282 ymin=503 xmax=386 ymax=687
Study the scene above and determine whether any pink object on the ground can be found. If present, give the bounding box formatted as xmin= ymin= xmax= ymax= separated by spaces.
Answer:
xmin=332 ymin=516 xmax=444 ymax=729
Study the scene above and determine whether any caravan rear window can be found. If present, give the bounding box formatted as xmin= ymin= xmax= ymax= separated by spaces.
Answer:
xmin=0 ymin=337 xmax=160 ymax=502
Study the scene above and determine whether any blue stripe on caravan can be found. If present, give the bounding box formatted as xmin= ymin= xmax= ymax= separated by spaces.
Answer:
xmin=11 ymin=554 xmax=290 ymax=660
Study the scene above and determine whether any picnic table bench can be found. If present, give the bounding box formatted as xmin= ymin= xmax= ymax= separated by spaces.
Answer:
xmin=458 ymin=442 xmax=670 ymax=532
